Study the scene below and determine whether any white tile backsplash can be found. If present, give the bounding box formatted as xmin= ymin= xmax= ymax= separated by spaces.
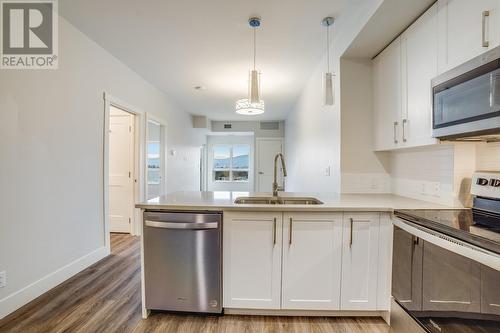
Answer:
xmin=476 ymin=142 xmax=500 ymax=171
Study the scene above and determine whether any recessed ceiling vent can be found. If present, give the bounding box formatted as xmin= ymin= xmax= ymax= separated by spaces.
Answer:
xmin=224 ymin=123 xmax=232 ymax=129
xmin=260 ymin=121 xmax=279 ymax=130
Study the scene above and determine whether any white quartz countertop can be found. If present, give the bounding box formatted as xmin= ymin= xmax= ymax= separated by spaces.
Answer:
xmin=136 ymin=191 xmax=464 ymax=212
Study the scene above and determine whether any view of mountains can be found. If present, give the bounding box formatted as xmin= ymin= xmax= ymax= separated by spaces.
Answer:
xmin=214 ymin=154 xmax=249 ymax=169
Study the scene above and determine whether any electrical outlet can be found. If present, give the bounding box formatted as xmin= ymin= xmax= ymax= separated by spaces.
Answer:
xmin=0 ymin=271 xmax=6 ymax=288
xmin=432 ymin=182 xmax=441 ymax=197
xmin=421 ymin=183 xmax=428 ymax=196
xmin=325 ymin=166 xmax=331 ymax=177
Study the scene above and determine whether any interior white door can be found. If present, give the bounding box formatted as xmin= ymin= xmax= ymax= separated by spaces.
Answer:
xmin=256 ymin=138 xmax=282 ymax=192
xmin=223 ymin=211 xmax=282 ymax=309
xmin=109 ymin=107 xmax=134 ymax=233
xmin=282 ymin=212 xmax=342 ymax=310
xmin=341 ymin=213 xmax=380 ymax=310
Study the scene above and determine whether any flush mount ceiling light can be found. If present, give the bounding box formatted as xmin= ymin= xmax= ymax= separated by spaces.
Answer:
xmin=322 ymin=16 xmax=335 ymax=106
xmin=236 ymin=17 xmax=265 ymax=115
xmin=235 ymin=98 xmax=265 ymax=115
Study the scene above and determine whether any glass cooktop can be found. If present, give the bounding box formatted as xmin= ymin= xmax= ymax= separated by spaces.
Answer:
xmin=395 ymin=208 xmax=500 ymax=254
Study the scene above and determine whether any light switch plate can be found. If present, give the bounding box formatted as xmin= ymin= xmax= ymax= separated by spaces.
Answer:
xmin=0 ymin=271 xmax=6 ymax=288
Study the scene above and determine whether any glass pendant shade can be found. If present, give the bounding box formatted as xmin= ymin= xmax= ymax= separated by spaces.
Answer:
xmin=249 ymin=70 xmax=260 ymax=103
xmin=235 ymin=98 xmax=265 ymax=115
xmin=324 ymin=72 xmax=334 ymax=106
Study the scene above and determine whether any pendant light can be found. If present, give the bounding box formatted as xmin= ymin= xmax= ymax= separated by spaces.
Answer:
xmin=322 ymin=17 xmax=335 ymax=106
xmin=235 ymin=17 xmax=265 ymax=115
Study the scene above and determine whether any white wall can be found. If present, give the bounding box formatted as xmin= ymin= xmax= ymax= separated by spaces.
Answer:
xmin=340 ymin=58 xmax=391 ymax=193
xmin=206 ymin=135 xmax=254 ymax=192
xmin=0 ymin=16 xmax=206 ymax=318
xmin=284 ymin=0 xmax=383 ymax=193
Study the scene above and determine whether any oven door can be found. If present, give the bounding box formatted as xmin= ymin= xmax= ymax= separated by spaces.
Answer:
xmin=432 ymin=53 xmax=500 ymax=139
xmin=392 ymin=223 xmax=500 ymax=333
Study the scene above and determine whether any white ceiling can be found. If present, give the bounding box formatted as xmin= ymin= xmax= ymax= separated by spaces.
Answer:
xmin=59 ymin=0 xmax=348 ymax=121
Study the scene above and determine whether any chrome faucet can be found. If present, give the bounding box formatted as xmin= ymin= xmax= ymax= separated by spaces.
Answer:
xmin=272 ymin=153 xmax=288 ymax=197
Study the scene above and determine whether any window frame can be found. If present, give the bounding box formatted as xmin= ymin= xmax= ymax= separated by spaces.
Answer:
xmin=212 ymin=144 xmax=250 ymax=183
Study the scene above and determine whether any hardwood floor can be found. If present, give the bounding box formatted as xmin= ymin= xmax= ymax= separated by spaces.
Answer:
xmin=0 ymin=234 xmax=390 ymax=333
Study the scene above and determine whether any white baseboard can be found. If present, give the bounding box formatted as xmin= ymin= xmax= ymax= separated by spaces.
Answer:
xmin=224 ymin=308 xmax=386 ymax=317
xmin=0 ymin=246 xmax=109 ymax=320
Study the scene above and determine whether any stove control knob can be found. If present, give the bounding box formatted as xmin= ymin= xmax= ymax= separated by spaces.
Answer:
xmin=476 ymin=178 xmax=489 ymax=186
xmin=490 ymin=178 xmax=500 ymax=187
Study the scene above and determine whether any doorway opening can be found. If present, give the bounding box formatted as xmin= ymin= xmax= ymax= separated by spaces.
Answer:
xmin=108 ymin=106 xmax=137 ymax=234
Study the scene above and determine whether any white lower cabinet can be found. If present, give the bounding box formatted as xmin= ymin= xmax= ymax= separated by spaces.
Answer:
xmin=281 ymin=212 xmax=343 ymax=310
xmin=340 ymin=213 xmax=381 ymax=310
xmin=223 ymin=211 xmax=282 ymax=309
xmin=223 ymin=210 xmax=389 ymax=312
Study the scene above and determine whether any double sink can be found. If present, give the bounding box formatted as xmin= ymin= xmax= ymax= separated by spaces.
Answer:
xmin=234 ymin=196 xmax=323 ymax=205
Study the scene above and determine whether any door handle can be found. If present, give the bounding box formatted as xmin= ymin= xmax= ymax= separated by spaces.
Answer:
xmin=393 ymin=121 xmax=399 ymax=144
xmin=145 ymin=220 xmax=218 ymax=230
xmin=349 ymin=218 xmax=354 ymax=248
xmin=258 ymin=171 xmax=264 ymax=175
xmin=482 ymin=10 xmax=490 ymax=48
xmin=273 ymin=217 xmax=277 ymax=245
xmin=402 ymin=118 xmax=407 ymax=143
xmin=289 ymin=217 xmax=293 ymax=245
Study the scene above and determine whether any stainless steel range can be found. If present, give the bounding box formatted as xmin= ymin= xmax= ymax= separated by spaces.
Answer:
xmin=391 ymin=171 xmax=500 ymax=333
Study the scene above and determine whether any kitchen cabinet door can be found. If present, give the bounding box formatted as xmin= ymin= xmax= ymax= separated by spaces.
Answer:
xmin=438 ymin=0 xmax=500 ymax=74
xmin=391 ymin=226 xmax=423 ymax=311
xmin=341 ymin=213 xmax=380 ymax=310
xmin=481 ymin=264 xmax=500 ymax=315
xmin=422 ymin=241 xmax=481 ymax=312
xmin=223 ymin=211 xmax=282 ymax=309
xmin=373 ymin=37 xmax=402 ymax=151
xmin=281 ymin=212 xmax=342 ymax=310
xmin=401 ymin=3 xmax=439 ymax=148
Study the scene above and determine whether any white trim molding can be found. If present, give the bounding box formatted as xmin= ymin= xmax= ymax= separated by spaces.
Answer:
xmin=0 ymin=247 xmax=108 ymax=320
xmin=103 ymin=92 xmax=147 ymax=239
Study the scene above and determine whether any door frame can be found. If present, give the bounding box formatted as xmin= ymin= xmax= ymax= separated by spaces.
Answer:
xmin=145 ymin=113 xmax=168 ymax=199
xmin=255 ymin=137 xmax=283 ymax=192
xmin=102 ymin=92 xmax=145 ymax=251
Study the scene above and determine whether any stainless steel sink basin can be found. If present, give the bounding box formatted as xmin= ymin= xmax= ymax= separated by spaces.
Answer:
xmin=234 ymin=196 xmax=323 ymax=205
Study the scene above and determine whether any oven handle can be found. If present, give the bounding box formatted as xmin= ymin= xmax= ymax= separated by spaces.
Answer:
xmin=145 ymin=220 xmax=218 ymax=230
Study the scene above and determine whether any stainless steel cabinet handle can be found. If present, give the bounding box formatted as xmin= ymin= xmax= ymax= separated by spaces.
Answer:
xmin=273 ymin=217 xmax=277 ymax=245
xmin=482 ymin=10 xmax=490 ymax=48
xmin=289 ymin=217 xmax=293 ymax=245
xmin=145 ymin=220 xmax=218 ymax=230
xmin=393 ymin=121 xmax=399 ymax=144
xmin=349 ymin=218 xmax=354 ymax=247
xmin=402 ymin=118 xmax=407 ymax=142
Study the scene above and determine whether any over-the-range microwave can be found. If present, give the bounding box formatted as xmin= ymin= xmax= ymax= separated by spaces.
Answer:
xmin=432 ymin=46 xmax=500 ymax=141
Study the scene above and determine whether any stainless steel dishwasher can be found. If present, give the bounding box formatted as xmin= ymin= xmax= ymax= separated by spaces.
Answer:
xmin=143 ymin=211 xmax=222 ymax=314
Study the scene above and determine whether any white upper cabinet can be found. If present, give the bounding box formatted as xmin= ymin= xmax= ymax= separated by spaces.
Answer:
xmin=340 ymin=213 xmax=380 ymax=310
xmin=281 ymin=212 xmax=342 ymax=310
xmin=223 ymin=211 xmax=282 ymax=309
xmin=437 ymin=0 xmax=500 ymax=74
xmin=373 ymin=37 xmax=402 ymax=151
xmin=401 ymin=3 xmax=439 ymax=148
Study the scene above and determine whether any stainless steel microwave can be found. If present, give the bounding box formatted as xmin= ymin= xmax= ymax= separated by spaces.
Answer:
xmin=432 ymin=46 xmax=500 ymax=140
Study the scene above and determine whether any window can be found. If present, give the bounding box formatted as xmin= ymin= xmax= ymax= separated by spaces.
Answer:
xmin=213 ymin=145 xmax=250 ymax=182
xmin=147 ymin=142 xmax=160 ymax=185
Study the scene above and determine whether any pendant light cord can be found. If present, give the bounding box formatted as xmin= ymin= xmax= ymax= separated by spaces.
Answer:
xmin=253 ymin=27 xmax=256 ymax=70
xmin=326 ymin=24 xmax=330 ymax=73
